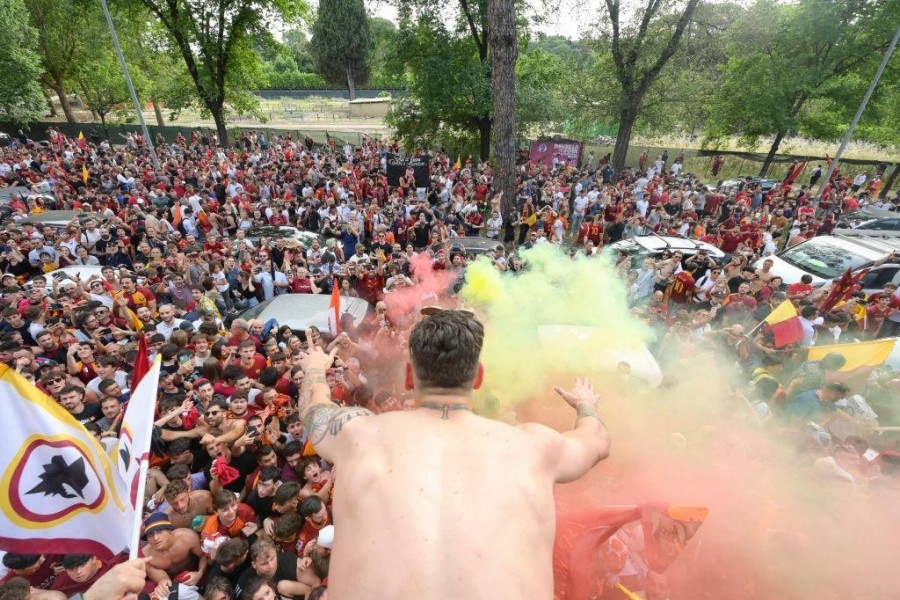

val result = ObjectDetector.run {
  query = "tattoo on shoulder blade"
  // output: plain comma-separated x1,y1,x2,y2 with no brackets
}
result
304,405,374,445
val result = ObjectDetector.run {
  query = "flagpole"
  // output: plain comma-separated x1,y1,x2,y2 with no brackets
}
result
126,356,161,559
128,455,150,560
98,0,161,170
815,24,900,200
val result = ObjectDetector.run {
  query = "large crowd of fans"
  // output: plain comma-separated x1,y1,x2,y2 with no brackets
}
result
0,127,898,600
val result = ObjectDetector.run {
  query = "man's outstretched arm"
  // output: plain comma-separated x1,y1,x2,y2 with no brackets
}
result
535,378,610,483
297,345,373,461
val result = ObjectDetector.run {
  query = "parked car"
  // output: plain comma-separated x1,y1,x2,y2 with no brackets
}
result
753,235,900,287
17,211,107,233
430,236,503,257
237,293,370,334
835,207,897,229
833,215,900,238
245,226,324,250
605,235,726,264
24,266,142,295
718,176,780,194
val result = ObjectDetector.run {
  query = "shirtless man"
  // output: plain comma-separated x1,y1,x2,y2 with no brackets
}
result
753,258,776,294
141,513,208,596
162,478,214,529
297,310,610,600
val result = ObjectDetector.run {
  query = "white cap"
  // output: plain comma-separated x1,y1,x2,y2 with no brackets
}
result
317,525,334,549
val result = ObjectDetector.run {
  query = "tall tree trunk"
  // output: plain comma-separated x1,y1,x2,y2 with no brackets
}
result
881,163,900,198
99,113,111,142
612,104,638,173
346,67,356,101
78,81,99,121
152,100,166,127
43,88,57,117
211,108,229,147
477,115,492,163
759,130,786,177
489,0,518,218
52,76,77,123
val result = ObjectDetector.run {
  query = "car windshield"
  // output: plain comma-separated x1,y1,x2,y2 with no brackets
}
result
779,239,874,279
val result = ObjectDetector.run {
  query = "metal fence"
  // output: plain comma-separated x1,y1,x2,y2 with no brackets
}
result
0,121,380,149
256,89,405,100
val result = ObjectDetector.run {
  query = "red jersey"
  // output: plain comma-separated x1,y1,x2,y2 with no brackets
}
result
668,272,696,304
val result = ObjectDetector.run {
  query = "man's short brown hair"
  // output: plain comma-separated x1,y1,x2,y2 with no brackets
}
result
163,478,189,501
409,310,484,389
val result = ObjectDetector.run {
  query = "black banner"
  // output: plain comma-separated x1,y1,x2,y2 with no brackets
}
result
386,153,431,189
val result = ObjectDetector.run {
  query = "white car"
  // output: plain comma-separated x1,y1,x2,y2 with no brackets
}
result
237,293,370,333
753,235,900,287
606,235,726,263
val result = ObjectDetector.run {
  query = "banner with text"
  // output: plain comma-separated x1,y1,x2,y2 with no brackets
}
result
386,153,431,189
529,140,583,168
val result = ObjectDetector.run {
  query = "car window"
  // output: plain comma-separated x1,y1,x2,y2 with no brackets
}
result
860,267,900,290
779,239,875,279
859,219,900,231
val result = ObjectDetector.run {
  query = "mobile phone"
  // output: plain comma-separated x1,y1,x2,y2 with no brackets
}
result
178,354,190,364
246,425,258,437
100,328,112,336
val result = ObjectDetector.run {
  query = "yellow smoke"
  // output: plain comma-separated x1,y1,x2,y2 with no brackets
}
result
460,243,652,411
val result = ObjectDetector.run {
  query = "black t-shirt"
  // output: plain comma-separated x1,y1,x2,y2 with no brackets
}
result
69,402,103,425
244,488,275,521
727,275,750,293
236,552,297,597
205,555,252,590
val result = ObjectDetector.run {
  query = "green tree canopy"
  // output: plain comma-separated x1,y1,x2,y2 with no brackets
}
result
310,0,371,99
132,0,308,143
705,0,899,175
0,0,45,124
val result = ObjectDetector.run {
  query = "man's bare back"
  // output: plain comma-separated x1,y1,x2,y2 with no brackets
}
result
298,314,609,600
330,410,559,600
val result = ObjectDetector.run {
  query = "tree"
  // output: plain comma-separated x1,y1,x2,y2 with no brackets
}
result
369,17,404,88
282,28,315,72
78,50,142,135
387,9,492,159
489,0,518,216
26,0,91,123
310,0,370,99
706,0,899,176
389,0,493,160
0,0,45,124
600,0,702,172
133,0,307,144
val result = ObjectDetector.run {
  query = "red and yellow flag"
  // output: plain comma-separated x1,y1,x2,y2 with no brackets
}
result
76,131,87,149
81,164,89,184
763,300,803,347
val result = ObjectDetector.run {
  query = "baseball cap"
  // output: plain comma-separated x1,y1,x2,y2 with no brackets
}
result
317,525,334,549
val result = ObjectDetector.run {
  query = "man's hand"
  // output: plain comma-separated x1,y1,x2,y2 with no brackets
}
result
242,522,259,537
299,346,337,372
554,377,600,411
82,557,153,600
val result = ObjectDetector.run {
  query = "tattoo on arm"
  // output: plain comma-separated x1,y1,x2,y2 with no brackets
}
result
303,404,374,445
575,402,605,426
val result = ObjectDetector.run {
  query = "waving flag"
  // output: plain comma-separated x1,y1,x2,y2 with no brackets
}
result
77,131,87,149
819,268,869,314
553,504,707,600
763,300,804,347
327,280,341,337
112,355,160,512
0,364,130,558
82,164,89,184
808,339,896,372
